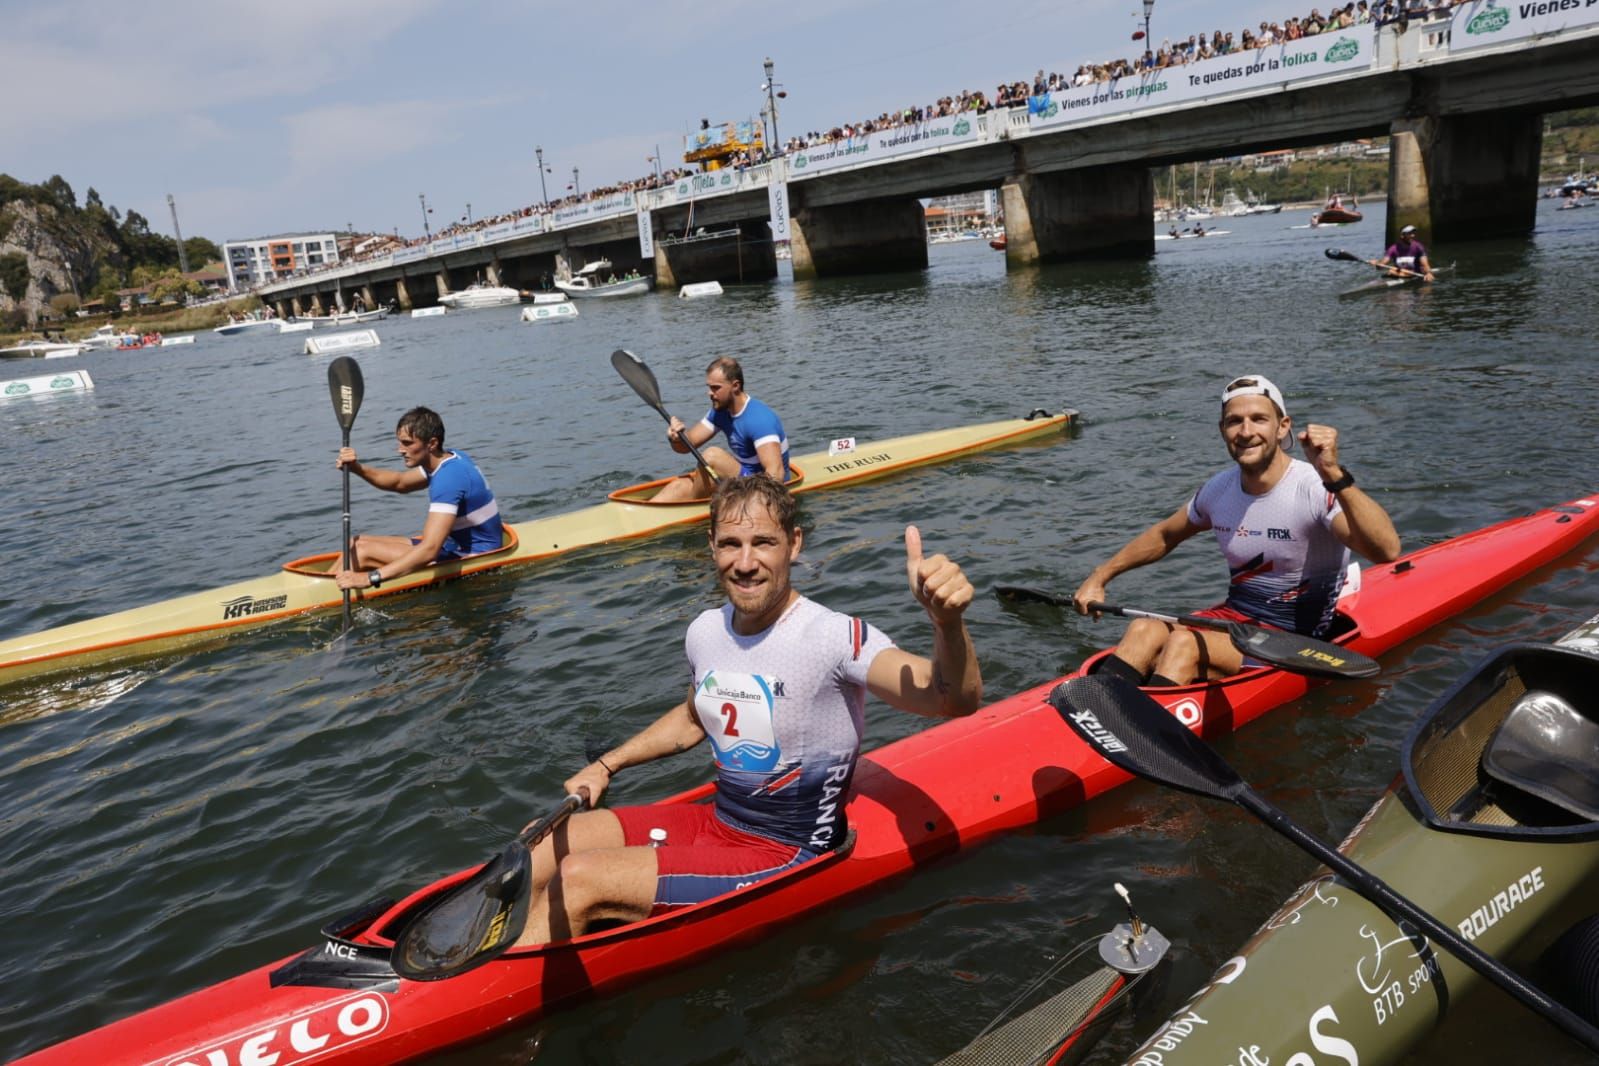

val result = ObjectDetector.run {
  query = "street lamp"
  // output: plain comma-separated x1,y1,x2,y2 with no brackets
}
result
1133,0,1155,44
465,202,472,225
572,166,581,198
418,193,431,240
647,145,664,183
535,145,550,209
761,56,787,156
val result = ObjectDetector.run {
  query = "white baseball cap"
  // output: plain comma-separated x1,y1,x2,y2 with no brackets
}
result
1400,224,1417,235
1221,374,1287,418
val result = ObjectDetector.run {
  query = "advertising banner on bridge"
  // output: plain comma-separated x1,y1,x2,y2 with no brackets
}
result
1448,0,1599,52
1027,35,1372,131
636,208,654,259
786,112,982,176
767,158,790,241
552,192,636,226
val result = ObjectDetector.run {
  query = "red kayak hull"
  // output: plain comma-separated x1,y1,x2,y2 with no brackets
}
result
19,492,1599,1065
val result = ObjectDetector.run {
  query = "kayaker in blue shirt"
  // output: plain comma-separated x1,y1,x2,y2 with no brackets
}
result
1376,225,1435,281
1071,374,1401,687
652,356,791,503
332,406,503,591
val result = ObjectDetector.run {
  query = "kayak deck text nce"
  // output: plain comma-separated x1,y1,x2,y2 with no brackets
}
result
0,408,1073,688
17,489,1599,1065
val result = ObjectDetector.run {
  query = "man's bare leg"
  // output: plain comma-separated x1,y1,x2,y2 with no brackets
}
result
649,447,740,503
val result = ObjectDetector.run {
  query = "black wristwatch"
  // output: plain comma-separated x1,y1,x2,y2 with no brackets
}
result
368,570,383,588
1323,468,1355,493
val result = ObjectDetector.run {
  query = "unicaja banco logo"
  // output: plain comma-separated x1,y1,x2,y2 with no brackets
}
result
1467,6,1510,34
1323,37,1360,63
677,182,689,194
5,382,28,395
952,118,971,136
50,376,74,388
793,154,808,169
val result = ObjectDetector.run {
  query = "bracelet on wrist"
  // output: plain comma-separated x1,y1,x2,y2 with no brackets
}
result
1322,468,1355,493
596,756,616,775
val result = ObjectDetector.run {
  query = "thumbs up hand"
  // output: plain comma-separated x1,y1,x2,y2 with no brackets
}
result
905,525,973,624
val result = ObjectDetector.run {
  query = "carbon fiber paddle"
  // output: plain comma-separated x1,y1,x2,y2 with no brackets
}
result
1050,674,1599,1055
326,357,365,634
610,348,718,484
993,586,1379,680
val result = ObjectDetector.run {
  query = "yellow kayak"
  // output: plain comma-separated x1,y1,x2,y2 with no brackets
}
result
0,409,1074,687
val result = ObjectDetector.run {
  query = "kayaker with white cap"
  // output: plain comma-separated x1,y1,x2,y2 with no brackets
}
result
1072,374,1401,686
511,473,981,944
1377,224,1435,280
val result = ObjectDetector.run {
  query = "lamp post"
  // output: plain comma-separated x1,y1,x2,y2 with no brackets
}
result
418,193,431,240
466,202,472,225
648,145,664,183
535,145,550,209
572,166,581,198
1139,0,1155,46
761,56,785,156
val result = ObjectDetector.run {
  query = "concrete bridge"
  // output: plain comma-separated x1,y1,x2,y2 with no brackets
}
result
260,2,1599,315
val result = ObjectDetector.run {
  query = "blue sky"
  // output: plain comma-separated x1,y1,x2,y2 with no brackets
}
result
1,0,1297,246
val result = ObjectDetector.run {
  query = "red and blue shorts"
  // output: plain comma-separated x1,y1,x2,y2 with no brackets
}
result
613,804,820,914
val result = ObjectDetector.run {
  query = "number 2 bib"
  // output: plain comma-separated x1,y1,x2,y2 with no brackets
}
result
694,670,779,772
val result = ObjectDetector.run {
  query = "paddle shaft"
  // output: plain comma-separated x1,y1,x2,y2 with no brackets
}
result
1328,247,1426,280
610,349,719,483
1241,786,1599,1053
340,425,353,631
653,404,720,485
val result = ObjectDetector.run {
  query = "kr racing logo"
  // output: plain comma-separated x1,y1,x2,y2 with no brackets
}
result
164,991,389,1066
221,594,289,621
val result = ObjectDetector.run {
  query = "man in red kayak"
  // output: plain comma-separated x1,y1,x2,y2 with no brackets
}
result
1072,374,1400,686
512,474,980,944
330,406,503,592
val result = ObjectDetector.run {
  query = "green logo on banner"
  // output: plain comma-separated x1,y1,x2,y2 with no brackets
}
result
5,382,29,395
1467,7,1510,33
1323,37,1360,63
50,376,75,388
677,182,689,194
1043,102,1058,119
794,154,808,169
952,118,971,136
720,174,732,185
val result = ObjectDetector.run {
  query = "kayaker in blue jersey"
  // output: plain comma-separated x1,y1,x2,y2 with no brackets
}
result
511,474,981,945
651,356,791,503
1072,374,1400,687
1375,224,1435,281
331,406,503,591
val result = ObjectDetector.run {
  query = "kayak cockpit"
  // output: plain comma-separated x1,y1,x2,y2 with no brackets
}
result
279,526,521,577
1404,642,1599,837
607,464,809,506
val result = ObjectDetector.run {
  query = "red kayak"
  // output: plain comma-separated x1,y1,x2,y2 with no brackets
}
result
18,491,1599,1065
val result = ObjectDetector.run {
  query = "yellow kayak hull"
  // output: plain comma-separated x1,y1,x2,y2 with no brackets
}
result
0,409,1074,687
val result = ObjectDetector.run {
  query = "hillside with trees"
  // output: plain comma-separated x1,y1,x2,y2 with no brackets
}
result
0,174,221,330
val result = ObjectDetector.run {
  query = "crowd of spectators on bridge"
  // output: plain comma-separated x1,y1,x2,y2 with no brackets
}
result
279,0,1480,285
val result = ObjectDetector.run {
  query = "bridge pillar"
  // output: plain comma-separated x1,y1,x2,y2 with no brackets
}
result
361,283,377,310
290,296,304,318
485,258,502,286
274,300,291,320
655,219,777,289
394,275,413,311
308,292,324,315
1389,113,1541,244
789,196,927,279
435,271,450,298
1001,166,1153,263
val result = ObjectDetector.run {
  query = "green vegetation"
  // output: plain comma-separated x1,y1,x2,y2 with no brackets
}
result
0,252,28,299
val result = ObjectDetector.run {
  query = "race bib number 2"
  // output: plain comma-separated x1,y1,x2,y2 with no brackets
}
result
695,671,779,772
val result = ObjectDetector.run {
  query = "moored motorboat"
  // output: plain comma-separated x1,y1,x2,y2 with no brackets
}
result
1121,611,1599,1065
15,488,1599,1065
554,259,653,298
0,339,86,359
0,409,1076,688
213,316,282,336
436,282,523,310
80,324,139,350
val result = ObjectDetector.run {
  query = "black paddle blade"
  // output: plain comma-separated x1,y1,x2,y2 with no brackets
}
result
327,356,364,431
610,348,666,414
390,841,532,982
993,585,1074,608
1049,675,1246,802
1225,623,1380,679
1324,247,1364,263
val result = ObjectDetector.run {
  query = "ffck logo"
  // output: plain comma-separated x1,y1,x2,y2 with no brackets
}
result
164,991,389,1066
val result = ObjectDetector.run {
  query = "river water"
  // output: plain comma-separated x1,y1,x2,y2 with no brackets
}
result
2,201,1597,1064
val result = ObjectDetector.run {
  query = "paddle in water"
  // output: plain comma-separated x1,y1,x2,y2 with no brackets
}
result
992,586,1380,680
1324,246,1425,280
609,348,718,484
326,356,365,634
1049,674,1599,1055
390,793,584,981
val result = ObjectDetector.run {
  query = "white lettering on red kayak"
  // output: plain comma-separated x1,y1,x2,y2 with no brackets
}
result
164,992,389,1066
1067,709,1127,753
1458,865,1544,942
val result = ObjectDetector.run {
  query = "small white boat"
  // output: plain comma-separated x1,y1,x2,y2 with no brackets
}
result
323,307,391,325
213,316,281,337
81,324,139,350
519,302,579,323
437,283,523,310
1155,229,1232,241
554,260,653,299
0,340,86,359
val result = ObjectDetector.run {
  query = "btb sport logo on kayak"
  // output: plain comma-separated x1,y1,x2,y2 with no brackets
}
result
220,594,289,620
164,991,389,1066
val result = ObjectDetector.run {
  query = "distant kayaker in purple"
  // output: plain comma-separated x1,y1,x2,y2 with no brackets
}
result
651,356,791,503
510,475,980,945
1071,374,1401,687
1376,224,1435,281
